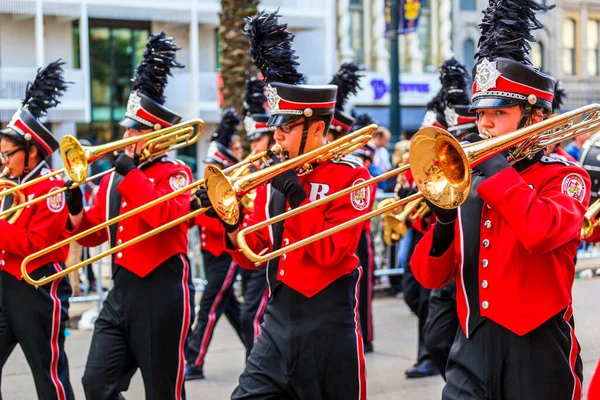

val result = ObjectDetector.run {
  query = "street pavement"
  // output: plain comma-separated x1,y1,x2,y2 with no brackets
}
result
3,278,600,399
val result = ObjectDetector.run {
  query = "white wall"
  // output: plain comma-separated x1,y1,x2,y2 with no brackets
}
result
198,24,216,73
0,14,36,67
44,16,75,67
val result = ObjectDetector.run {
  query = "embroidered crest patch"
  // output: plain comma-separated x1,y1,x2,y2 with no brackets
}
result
169,173,189,191
350,179,370,211
47,187,65,213
561,174,586,203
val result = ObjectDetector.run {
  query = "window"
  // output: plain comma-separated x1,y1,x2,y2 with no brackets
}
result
563,18,577,75
588,20,600,76
460,0,476,10
417,0,431,68
463,39,475,72
349,0,364,63
531,41,544,70
72,24,81,69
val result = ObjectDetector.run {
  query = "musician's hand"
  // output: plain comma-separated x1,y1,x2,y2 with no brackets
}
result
267,149,307,209
114,153,139,177
425,199,457,224
64,180,83,215
194,186,240,233
464,133,510,178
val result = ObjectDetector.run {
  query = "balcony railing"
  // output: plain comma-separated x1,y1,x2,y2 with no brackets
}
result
0,67,86,122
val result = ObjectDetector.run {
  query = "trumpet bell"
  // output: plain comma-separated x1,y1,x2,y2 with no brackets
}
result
205,165,240,225
61,135,89,183
409,127,471,209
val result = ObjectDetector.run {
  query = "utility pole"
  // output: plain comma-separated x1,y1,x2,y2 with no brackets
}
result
389,0,401,140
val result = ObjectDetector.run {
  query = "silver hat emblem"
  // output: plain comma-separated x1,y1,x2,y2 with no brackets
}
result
475,59,501,92
125,91,142,118
266,84,281,113
244,115,257,135
421,110,438,128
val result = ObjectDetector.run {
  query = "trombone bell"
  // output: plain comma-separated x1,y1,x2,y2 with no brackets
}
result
61,135,89,183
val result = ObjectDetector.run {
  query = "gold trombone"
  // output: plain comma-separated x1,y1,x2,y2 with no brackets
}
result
20,125,376,287
582,197,600,239
236,104,600,264
0,168,26,224
0,119,204,221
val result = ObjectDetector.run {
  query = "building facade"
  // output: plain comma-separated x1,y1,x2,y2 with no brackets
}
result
337,0,456,140
0,0,336,176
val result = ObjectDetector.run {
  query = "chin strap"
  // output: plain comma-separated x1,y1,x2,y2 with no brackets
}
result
21,140,31,177
517,103,534,130
297,118,310,156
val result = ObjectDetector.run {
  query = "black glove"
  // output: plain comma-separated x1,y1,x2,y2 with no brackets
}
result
425,199,457,224
194,186,240,233
114,153,139,177
267,150,307,209
64,180,83,215
464,133,510,178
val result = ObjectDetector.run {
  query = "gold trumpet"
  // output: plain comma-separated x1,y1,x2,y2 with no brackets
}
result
0,119,204,221
0,168,26,224
582,197,600,239
237,104,600,264
20,125,376,287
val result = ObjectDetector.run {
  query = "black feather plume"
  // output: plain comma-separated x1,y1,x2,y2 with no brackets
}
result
351,113,376,131
243,77,268,115
212,109,241,148
440,58,471,107
475,0,554,65
329,62,364,111
553,81,566,114
243,10,304,85
131,32,184,105
22,60,69,118
426,90,444,112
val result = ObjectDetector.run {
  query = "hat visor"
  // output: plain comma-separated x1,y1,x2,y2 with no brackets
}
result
267,114,303,127
119,117,152,130
469,97,523,111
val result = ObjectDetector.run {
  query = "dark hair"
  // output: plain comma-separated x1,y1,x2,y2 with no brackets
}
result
519,104,551,120
309,115,333,134
0,134,46,162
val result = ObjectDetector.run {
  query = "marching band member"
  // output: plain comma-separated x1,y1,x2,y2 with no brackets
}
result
238,77,273,355
184,109,245,380
411,1,590,398
0,61,74,400
400,89,447,379
65,33,195,399
196,11,371,399
422,57,477,379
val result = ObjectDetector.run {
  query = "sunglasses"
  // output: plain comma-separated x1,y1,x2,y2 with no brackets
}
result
1,148,23,163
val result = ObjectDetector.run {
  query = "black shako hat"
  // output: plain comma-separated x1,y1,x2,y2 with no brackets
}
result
204,109,241,168
328,62,364,137
243,77,271,142
471,0,555,112
120,32,184,131
1,60,69,159
440,58,477,138
244,10,337,155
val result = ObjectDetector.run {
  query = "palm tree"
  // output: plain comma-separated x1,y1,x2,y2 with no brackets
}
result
219,0,259,117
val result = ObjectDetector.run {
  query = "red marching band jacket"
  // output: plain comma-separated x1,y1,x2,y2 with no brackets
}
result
226,158,373,298
0,162,70,279
411,160,590,336
195,206,253,257
74,158,192,277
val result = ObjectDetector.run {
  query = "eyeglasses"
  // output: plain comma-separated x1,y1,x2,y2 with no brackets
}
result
277,120,305,134
1,148,23,163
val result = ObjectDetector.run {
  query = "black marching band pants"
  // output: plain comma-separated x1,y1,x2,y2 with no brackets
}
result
185,251,243,368
232,268,367,400
356,228,374,346
240,267,269,358
0,265,74,400
442,306,583,400
402,229,431,363
82,254,194,400
423,280,458,378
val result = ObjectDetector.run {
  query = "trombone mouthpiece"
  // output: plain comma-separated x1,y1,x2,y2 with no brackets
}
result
270,143,283,154
0,168,9,179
